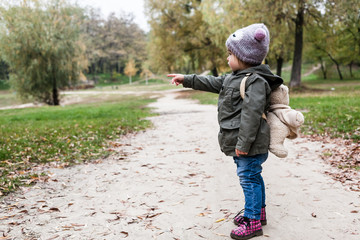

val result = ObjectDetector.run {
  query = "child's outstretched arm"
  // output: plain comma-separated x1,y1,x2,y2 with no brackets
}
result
169,73,225,93
167,74,184,86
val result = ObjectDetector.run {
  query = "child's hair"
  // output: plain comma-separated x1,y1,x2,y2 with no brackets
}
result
226,23,270,65
228,49,260,68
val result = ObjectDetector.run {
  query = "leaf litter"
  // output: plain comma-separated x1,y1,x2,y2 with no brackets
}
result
307,134,360,192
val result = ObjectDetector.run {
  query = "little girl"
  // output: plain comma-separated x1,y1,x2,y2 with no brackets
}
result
168,23,283,239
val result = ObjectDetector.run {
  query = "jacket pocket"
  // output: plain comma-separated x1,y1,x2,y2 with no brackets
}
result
219,118,241,130
218,127,238,155
223,87,235,112
231,88,241,109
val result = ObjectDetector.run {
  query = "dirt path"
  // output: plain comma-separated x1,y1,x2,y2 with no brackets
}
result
1,90,359,240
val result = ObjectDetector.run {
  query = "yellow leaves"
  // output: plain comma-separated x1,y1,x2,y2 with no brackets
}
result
124,59,138,77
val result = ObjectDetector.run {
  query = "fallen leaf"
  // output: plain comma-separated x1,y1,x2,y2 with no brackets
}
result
195,232,206,238
215,218,225,223
120,231,129,237
0,215,16,220
8,222,20,226
71,223,85,227
47,235,60,240
147,213,162,218
214,233,227,237
49,207,60,212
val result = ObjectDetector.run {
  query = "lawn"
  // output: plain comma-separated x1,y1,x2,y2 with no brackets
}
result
184,79,360,142
0,95,155,195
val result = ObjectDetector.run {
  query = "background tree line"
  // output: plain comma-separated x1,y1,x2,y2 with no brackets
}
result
145,0,360,87
0,0,359,105
83,8,146,82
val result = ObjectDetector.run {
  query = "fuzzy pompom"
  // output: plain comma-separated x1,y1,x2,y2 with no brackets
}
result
254,28,266,41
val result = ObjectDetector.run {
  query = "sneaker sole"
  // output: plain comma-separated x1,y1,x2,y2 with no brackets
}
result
230,229,263,240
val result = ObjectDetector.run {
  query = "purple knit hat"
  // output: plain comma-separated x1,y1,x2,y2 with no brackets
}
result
225,23,270,65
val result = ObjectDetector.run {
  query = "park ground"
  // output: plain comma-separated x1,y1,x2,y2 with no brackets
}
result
0,86,359,239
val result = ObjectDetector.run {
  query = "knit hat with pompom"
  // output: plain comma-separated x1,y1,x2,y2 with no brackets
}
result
225,23,270,65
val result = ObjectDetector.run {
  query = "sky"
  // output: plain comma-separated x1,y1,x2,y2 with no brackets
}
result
73,0,149,32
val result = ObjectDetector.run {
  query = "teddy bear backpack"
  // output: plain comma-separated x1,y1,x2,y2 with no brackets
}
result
240,73,305,158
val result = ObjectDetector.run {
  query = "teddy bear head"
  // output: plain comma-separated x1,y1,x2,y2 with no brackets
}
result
270,84,289,105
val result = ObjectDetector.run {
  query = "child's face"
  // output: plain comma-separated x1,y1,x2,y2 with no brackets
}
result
227,51,241,72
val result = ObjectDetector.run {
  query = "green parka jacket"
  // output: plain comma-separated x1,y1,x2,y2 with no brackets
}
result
183,64,283,156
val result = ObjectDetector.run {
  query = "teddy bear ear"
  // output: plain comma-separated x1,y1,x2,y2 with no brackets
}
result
281,84,289,93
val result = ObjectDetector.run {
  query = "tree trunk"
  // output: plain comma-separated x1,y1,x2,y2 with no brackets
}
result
335,63,343,80
319,58,327,79
52,68,59,105
191,55,196,73
276,57,284,76
211,66,218,77
289,0,304,88
327,52,343,80
349,61,353,78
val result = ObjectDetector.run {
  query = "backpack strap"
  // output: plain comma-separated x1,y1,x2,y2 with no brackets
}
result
240,73,267,120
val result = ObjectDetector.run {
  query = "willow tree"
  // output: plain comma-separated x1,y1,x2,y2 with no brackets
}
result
0,0,87,105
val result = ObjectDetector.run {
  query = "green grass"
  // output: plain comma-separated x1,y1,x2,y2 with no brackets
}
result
185,82,360,142
290,95,360,141
186,64,360,142
0,96,154,195
86,73,141,87
186,91,218,105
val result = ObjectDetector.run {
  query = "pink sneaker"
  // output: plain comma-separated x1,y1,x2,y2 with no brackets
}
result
234,208,267,226
230,217,263,240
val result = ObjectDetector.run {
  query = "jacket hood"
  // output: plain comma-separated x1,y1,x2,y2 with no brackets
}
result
238,64,283,90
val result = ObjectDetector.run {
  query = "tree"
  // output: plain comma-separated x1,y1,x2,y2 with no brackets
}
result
305,0,359,80
241,0,321,87
82,9,147,78
124,58,137,84
0,0,87,105
145,0,225,75
322,0,359,79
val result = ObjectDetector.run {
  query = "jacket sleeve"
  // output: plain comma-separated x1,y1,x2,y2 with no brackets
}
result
236,77,268,153
183,74,226,94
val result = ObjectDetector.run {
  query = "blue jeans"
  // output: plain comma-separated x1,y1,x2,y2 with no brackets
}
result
233,152,268,220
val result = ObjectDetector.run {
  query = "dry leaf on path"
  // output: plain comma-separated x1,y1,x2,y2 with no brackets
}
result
215,218,225,223
120,231,129,237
